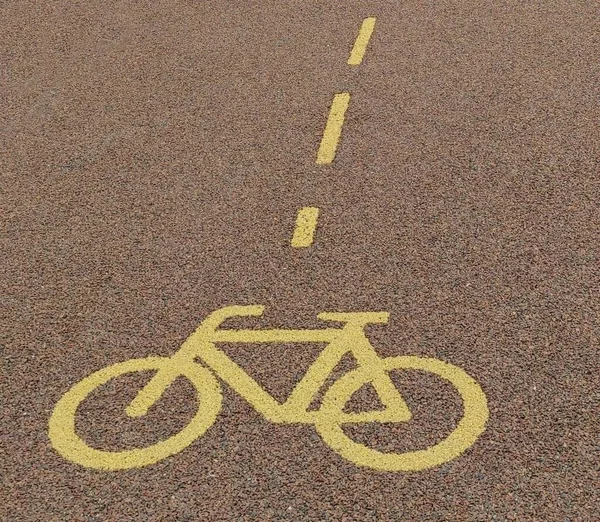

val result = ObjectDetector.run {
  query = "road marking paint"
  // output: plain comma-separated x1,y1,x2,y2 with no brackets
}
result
348,17,377,65
291,207,320,248
316,92,350,165
49,305,489,471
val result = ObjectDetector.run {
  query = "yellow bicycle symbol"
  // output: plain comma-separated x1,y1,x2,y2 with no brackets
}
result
49,305,489,471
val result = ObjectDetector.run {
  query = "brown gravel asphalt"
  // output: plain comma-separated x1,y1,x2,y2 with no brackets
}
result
1,1,599,521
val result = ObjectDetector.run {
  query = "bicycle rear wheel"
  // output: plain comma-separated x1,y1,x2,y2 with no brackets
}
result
49,356,222,470
315,356,488,472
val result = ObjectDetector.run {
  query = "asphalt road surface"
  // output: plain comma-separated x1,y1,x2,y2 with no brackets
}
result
2,1,599,521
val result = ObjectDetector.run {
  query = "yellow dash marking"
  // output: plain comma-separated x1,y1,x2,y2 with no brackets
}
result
348,17,377,65
316,93,350,165
291,207,320,248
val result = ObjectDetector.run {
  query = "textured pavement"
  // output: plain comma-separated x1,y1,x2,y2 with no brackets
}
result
1,1,599,521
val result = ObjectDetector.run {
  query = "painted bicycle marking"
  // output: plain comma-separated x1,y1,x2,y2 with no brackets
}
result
49,305,489,471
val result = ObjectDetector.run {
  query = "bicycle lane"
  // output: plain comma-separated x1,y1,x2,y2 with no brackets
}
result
2,1,600,521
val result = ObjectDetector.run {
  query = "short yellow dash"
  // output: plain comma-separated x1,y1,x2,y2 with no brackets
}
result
348,17,377,65
291,207,320,248
316,93,350,165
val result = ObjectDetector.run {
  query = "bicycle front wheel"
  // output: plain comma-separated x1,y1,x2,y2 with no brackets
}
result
315,356,488,472
49,356,222,471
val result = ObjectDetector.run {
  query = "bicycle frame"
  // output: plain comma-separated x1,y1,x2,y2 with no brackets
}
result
126,305,412,424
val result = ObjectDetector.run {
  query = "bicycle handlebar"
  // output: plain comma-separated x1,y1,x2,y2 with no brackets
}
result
200,305,266,330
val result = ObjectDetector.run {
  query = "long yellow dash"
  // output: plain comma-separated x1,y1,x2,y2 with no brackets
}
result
316,93,350,165
348,17,377,65
291,207,320,248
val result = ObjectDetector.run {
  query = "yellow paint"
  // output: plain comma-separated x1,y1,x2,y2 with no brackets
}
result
348,17,377,65
291,207,320,248
49,305,489,471
316,92,350,165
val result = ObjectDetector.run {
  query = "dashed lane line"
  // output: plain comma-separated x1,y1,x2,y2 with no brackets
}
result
292,17,377,247
348,17,377,66
316,92,351,165
291,207,320,248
